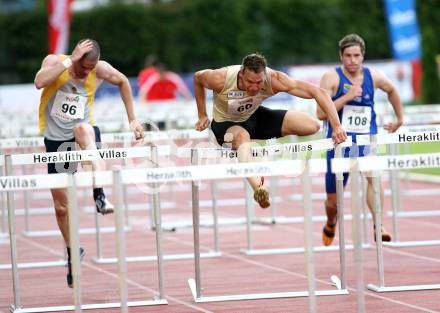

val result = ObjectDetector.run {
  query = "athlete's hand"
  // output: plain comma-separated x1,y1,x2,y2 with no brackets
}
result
70,40,94,62
195,115,210,131
346,81,362,101
384,119,402,133
130,119,144,140
332,125,347,144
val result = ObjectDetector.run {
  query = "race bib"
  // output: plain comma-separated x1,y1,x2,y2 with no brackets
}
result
227,96,262,116
341,105,371,133
50,90,86,122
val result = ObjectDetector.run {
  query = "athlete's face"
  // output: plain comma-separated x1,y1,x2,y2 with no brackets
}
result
340,45,364,75
239,68,265,96
74,58,98,79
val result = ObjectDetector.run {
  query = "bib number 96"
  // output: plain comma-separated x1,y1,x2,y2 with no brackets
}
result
61,103,77,116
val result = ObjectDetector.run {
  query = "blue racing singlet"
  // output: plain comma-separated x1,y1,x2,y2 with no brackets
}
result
324,67,376,193
324,67,376,140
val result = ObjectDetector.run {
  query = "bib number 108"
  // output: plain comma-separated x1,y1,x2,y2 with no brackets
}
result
347,116,367,126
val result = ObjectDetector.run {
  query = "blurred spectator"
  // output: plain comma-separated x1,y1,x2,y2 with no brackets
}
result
137,56,192,103
137,54,158,91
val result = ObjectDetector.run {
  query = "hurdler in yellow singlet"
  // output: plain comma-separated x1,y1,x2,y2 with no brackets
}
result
39,55,97,140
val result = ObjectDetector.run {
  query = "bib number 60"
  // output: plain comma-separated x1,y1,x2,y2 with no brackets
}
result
237,103,252,113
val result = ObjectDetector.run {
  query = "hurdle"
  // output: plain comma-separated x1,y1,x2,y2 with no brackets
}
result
4,167,167,312
0,152,66,270
92,144,222,264
181,137,370,257
333,152,440,293
0,131,222,268
242,135,378,235
0,145,158,270
356,128,440,248
237,136,373,256
187,151,349,306
0,142,220,267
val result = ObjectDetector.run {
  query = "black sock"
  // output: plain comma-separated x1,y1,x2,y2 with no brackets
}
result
93,188,104,201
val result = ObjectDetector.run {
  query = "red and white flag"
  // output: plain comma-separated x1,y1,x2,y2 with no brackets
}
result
48,0,73,55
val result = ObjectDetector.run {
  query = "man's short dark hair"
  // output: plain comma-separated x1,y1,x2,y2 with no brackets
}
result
77,38,100,60
339,34,365,55
241,53,267,73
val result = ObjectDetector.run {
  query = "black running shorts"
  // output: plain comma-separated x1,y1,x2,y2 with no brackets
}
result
43,126,102,174
210,106,287,146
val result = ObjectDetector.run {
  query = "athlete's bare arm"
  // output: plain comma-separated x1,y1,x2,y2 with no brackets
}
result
194,68,227,131
271,70,347,144
34,40,95,89
34,55,66,90
372,69,403,133
96,61,144,139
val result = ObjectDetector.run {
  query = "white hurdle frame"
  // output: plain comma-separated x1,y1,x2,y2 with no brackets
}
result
92,145,222,265
0,154,66,270
333,152,440,293
187,151,349,305
6,168,167,312
357,129,440,248
239,137,370,257
0,141,221,270
0,146,154,270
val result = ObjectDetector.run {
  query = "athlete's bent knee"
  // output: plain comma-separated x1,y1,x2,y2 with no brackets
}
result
233,131,251,147
74,123,94,140
306,119,321,135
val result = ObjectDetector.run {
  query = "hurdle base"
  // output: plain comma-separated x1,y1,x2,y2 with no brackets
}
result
387,209,440,218
188,279,349,303
161,217,268,230
22,226,131,238
10,299,168,313
383,240,440,248
0,259,66,270
92,251,222,264
367,283,440,293
240,243,371,256
256,213,372,225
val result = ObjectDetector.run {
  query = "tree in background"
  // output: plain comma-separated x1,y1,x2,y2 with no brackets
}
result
418,0,440,104
0,0,438,91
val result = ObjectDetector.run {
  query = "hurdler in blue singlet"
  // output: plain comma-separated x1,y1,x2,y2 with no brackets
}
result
325,66,376,193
